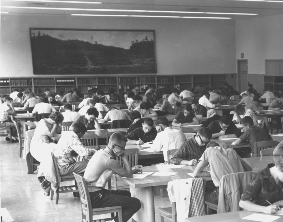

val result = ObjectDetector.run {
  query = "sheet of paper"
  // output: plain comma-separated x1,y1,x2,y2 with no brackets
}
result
0,208,14,222
132,172,154,179
187,173,195,177
141,144,152,148
140,148,154,152
163,165,184,169
219,138,237,141
152,172,177,176
275,208,283,216
242,213,280,222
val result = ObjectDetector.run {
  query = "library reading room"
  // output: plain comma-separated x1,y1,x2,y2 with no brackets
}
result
1,0,283,222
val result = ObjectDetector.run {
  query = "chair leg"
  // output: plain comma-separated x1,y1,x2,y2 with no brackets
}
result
50,189,54,200
55,190,59,204
117,208,123,222
160,214,164,222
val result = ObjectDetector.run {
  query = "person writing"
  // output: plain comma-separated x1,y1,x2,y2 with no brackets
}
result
172,104,199,127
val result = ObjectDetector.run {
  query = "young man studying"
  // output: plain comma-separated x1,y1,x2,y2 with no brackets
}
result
84,133,141,222
172,104,199,127
170,127,212,165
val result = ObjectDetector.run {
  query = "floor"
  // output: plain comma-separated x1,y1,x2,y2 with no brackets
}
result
0,136,171,222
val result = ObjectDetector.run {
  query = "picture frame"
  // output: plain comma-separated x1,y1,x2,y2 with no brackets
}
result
30,28,157,75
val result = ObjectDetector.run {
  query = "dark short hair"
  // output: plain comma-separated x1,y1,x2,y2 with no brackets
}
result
49,112,64,123
129,110,141,121
184,104,192,112
241,116,254,126
198,127,212,141
191,99,199,105
97,89,104,96
202,91,210,97
143,118,154,127
219,115,231,125
155,117,169,127
206,141,220,148
45,88,50,92
172,88,180,94
17,92,23,98
127,91,135,98
133,95,142,101
235,104,245,115
64,103,72,110
140,102,151,110
86,108,99,118
29,92,35,98
110,132,127,145
72,122,87,135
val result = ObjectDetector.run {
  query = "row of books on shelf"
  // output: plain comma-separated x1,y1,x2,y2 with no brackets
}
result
98,78,117,85
157,77,173,84
78,79,97,85
120,78,136,85
137,77,155,84
10,79,32,86
34,79,55,85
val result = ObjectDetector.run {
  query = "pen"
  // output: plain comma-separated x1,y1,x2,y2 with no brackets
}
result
266,200,280,211
139,138,144,143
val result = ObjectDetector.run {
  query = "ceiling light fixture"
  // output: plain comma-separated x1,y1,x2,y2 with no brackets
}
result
1,6,257,16
10,0,102,4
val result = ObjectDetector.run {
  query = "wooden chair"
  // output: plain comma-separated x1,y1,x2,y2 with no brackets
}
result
73,173,123,222
0,125,12,142
254,141,279,157
111,148,139,190
260,148,276,157
61,121,73,131
81,133,99,148
50,153,78,204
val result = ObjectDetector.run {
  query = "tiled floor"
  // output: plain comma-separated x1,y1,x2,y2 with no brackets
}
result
0,137,171,222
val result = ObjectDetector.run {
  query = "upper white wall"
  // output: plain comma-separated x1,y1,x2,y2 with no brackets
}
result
236,14,283,75
1,15,236,77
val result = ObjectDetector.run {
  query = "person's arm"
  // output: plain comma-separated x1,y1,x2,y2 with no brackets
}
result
231,138,243,145
170,142,197,165
51,105,56,112
193,160,210,177
103,112,110,122
183,117,199,125
126,128,142,144
239,200,279,214
212,131,226,139
71,136,95,157
172,119,181,127
151,134,162,152
273,141,283,155
240,159,252,172
204,97,216,108
61,95,67,102
94,119,101,130
23,100,29,109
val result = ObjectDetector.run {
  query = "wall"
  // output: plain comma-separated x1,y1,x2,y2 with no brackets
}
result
1,14,236,77
236,14,283,92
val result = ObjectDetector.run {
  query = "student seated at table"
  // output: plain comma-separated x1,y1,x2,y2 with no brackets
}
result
126,111,143,136
62,103,80,122
238,89,254,107
126,91,135,109
245,95,263,113
239,155,283,214
93,89,107,104
53,122,96,176
78,99,103,119
201,109,221,127
32,97,56,114
191,99,207,117
47,95,61,106
142,91,155,108
127,118,157,145
168,88,182,106
154,95,174,116
208,115,241,138
55,90,64,102
128,95,142,111
179,89,194,102
268,92,283,110
193,84,206,95
0,96,20,142
78,94,91,109
105,88,121,104
273,140,283,156
198,91,217,109
230,104,259,126
193,141,252,205
260,88,275,105
172,104,199,127
134,102,157,121
23,92,38,113
61,90,81,103
231,116,272,155
72,108,101,130
103,108,129,122
170,127,212,165
93,97,109,113
150,117,186,162
84,133,141,222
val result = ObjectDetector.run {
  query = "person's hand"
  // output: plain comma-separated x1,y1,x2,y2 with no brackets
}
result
264,204,280,214
219,130,226,136
132,165,143,174
188,159,198,166
136,139,144,145
133,118,140,124
231,141,237,145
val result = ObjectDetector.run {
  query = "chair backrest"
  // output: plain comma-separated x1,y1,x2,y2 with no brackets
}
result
116,148,139,167
217,171,257,213
260,148,275,157
111,119,132,129
81,132,98,148
167,149,178,164
254,141,279,157
51,153,60,186
35,113,51,121
73,173,93,222
12,119,23,157
61,121,73,131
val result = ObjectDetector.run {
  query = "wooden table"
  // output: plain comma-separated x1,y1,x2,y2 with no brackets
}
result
14,107,27,113
15,114,36,137
125,143,163,160
123,156,273,222
107,128,128,133
271,133,283,142
256,110,283,132
214,105,236,116
261,103,270,110
185,211,283,222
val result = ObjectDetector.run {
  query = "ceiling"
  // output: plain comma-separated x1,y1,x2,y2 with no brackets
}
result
1,0,283,20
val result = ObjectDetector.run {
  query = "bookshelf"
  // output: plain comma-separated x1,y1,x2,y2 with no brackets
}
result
0,74,233,95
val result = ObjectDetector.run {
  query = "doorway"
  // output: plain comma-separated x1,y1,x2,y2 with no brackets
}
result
237,60,248,93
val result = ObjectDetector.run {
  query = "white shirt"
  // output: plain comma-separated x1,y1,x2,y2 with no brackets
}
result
24,97,38,109
78,98,91,108
260,91,275,104
232,108,258,126
0,103,10,121
151,128,186,161
10,91,19,100
104,109,129,122
32,102,56,114
95,103,109,112
198,95,215,108
168,93,182,105
180,90,194,99
78,105,103,119
62,110,80,122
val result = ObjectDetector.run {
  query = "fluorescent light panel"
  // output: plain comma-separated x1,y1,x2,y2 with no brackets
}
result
1,6,257,15
10,0,102,4
71,13,231,19
1,11,9,13
235,0,283,2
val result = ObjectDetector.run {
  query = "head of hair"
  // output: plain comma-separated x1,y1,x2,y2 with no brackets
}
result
72,87,78,92
184,104,192,112
191,99,199,105
29,92,35,98
206,141,220,148
97,89,104,96
248,83,253,88
45,88,50,92
241,116,254,126
4,96,13,102
64,103,72,110
72,122,87,135
109,132,127,148
140,102,151,110
89,99,96,105
202,91,210,97
143,118,154,127
17,92,23,98
127,91,135,98
86,107,99,118
155,117,169,127
49,112,64,123
133,95,142,101
219,115,231,125
198,127,212,141
241,93,248,97
129,110,141,121
13,88,19,92
247,88,253,94
235,104,245,115
172,88,180,94
176,102,181,107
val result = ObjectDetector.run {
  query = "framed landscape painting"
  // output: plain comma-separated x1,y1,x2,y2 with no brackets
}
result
30,28,156,75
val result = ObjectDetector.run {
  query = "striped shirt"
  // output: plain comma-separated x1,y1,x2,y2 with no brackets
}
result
170,136,206,165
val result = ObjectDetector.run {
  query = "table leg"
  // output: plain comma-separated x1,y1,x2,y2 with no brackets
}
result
130,186,155,222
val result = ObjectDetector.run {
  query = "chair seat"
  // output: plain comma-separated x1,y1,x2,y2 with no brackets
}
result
61,175,77,181
158,207,174,218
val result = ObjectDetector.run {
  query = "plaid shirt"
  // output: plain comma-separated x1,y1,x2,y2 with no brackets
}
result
170,136,206,165
53,131,94,168
189,178,205,217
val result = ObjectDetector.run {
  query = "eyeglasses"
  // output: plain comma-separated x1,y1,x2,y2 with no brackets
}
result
198,134,209,145
113,143,125,150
